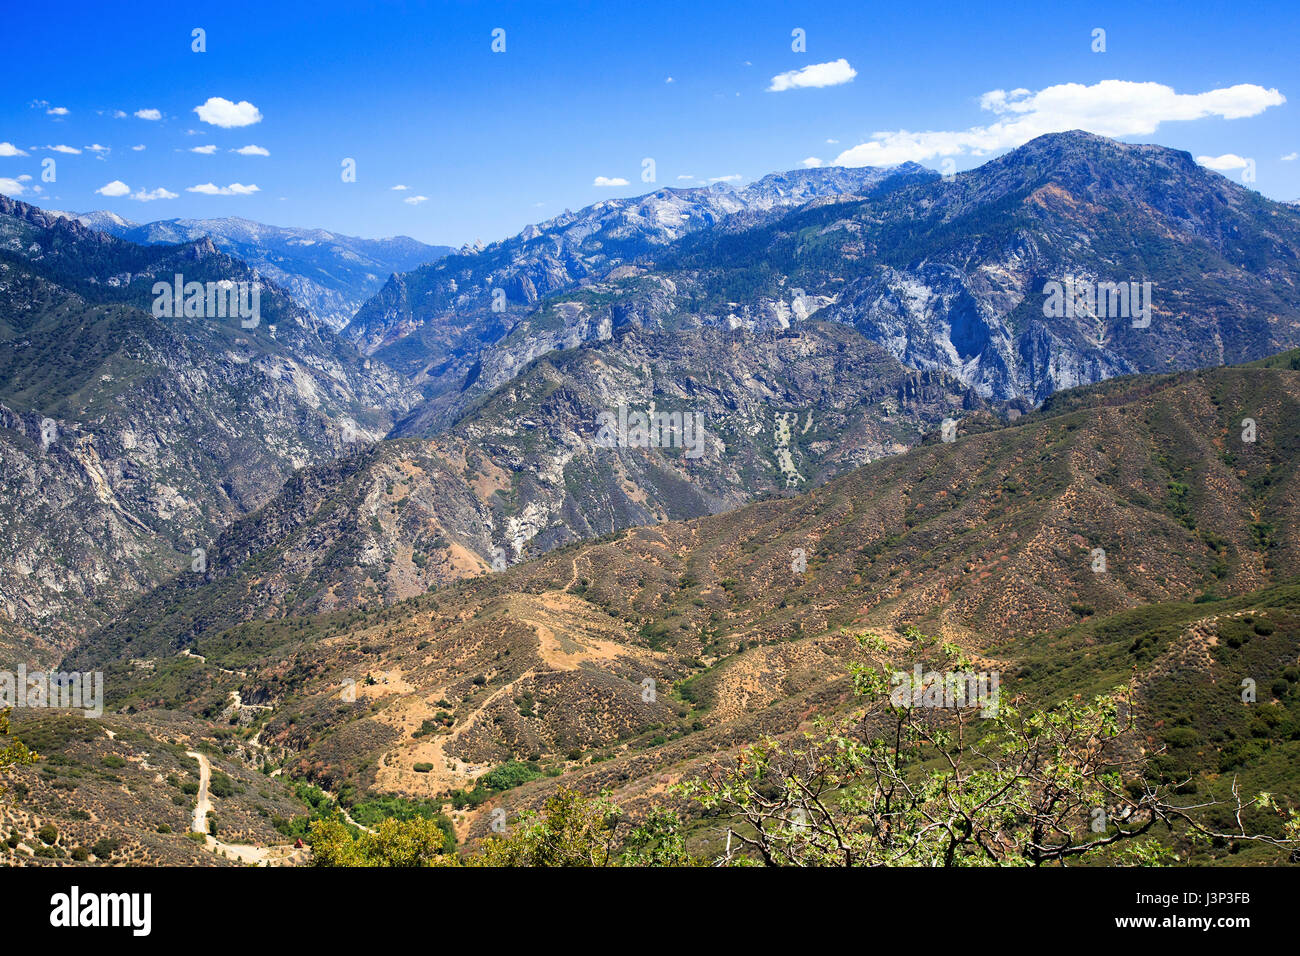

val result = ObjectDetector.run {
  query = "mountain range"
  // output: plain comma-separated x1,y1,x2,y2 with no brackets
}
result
49,210,452,332
8,131,1300,662
0,195,418,658
2,131,1300,865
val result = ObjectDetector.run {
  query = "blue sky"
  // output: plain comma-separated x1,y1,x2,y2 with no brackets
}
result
1,0,1296,246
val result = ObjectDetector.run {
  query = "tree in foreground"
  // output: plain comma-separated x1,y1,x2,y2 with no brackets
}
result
0,708,37,799
470,789,696,867
309,816,453,866
684,629,1300,866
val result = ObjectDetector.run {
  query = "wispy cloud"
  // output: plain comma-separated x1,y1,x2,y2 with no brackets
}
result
189,145,219,154
1282,152,1298,162
44,144,81,154
593,176,630,187
391,184,409,190
135,108,162,121
832,80,1286,167
193,97,263,128
403,194,429,205
186,182,260,195
232,145,270,156
768,59,856,92
132,187,178,201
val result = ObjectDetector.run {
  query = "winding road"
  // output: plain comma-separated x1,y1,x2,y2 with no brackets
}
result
186,749,307,866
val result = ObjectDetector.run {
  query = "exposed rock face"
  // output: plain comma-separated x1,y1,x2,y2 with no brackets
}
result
340,164,937,367
0,197,417,651
70,319,987,659
363,132,1300,428
814,132,1300,400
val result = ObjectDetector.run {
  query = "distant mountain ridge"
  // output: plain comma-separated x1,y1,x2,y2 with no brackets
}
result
51,210,453,331
341,162,937,364
346,133,1300,430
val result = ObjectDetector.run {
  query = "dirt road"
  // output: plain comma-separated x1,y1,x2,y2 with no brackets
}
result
186,749,307,866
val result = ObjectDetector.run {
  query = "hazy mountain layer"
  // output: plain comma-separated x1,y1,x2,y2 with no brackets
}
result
55,210,452,331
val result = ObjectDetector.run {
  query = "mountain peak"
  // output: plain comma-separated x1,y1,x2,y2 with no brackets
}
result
993,129,1200,175
72,209,139,230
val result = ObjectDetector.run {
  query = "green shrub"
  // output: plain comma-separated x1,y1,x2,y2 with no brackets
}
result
208,771,235,798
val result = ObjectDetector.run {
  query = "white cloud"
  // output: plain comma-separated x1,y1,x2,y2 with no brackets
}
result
676,174,695,180
391,184,409,190
801,157,823,168
0,177,25,195
1282,152,1298,161
189,145,219,154
85,144,110,153
17,174,30,181
135,108,162,121
403,195,430,205
1196,153,1251,171
194,97,262,128
232,144,269,156
47,106,69,116
825,138,839,144
833,80,1286,168
186,182,260,195
665,76,674,84
709,174,742,183
593,176,630,187
46,144,81,154
131,144,146,151
95,180,131,197
0,142,29,157
768,58,857,93
132,187,178,201
112,110,128,119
